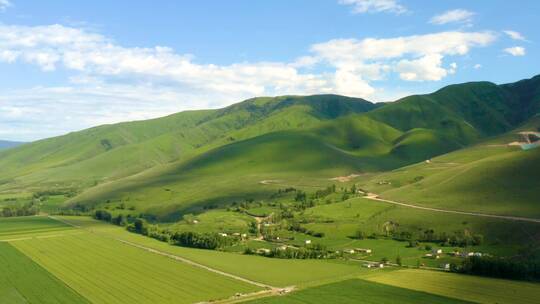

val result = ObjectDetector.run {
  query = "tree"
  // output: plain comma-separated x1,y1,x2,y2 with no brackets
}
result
354,229,366,240
396,255,402,266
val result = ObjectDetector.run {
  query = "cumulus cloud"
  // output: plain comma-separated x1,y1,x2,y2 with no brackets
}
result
0,0,11,11
430,9,475,25
0,24,498,140
311,31,494,82
503,30,527,41
338,0,407,15
503,46,526,56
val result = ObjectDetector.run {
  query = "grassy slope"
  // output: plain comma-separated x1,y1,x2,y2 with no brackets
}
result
247,279,472,304
0,242,89,304
361,115,540,217
0,95,375,192
2,75,540,220
300,197,540,258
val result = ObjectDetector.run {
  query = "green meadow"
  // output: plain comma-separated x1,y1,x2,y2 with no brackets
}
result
247,279,473,304
0,216,73,239
0,242,89,304
13,231,259,304
367,269,540,304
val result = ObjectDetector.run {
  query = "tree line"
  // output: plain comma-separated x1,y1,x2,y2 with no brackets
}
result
1,203,39,217
93,210,235,250
453,256,540,281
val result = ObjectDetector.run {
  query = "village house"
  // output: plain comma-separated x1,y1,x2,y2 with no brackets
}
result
354,248,372,254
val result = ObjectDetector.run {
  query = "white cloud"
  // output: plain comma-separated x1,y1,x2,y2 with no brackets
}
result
430,9,475,25
311,31,494,82
503,46,525,56
473,63,482,69
0,24,498,140
503,30,526,41
395,54,449,81
339,0,407,15
0,0,11,11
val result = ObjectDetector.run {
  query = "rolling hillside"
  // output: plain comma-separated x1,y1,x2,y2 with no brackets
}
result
1,75,539,220
0,95,377,193
361,114,540,218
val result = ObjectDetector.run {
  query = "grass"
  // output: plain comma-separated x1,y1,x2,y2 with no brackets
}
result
12,231,260,304
362,143,540,217
246,279,473,304
0,242,89,304
0,216,73,239
57,216,373,287
296,197,539,261
367,268,540,304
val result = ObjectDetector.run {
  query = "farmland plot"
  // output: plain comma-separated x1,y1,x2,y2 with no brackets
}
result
0,242,89,304
0,216,73,239
13,232,260,304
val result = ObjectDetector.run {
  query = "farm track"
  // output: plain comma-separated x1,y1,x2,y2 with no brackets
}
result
49,216,296,302
257,180,540,223
364,194,540,224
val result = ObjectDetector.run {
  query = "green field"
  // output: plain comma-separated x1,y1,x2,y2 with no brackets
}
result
247,279,473,304
367,269,540,304
0,242,89,304
0,216,73,239
56,216,373,287
12,231,260,304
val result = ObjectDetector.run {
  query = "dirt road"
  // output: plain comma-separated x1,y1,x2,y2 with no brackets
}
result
364,193,540,223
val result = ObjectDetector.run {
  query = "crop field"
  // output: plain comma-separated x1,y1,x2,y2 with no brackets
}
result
246,279,472,304
0,242,89,304
0,216,74,239
12,232,260,304
367,269,540,304
56,216,372,287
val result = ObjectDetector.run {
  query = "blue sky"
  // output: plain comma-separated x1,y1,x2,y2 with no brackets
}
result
0,0,538,141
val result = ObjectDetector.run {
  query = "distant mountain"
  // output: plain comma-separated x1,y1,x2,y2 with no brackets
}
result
0,140,24,150
0,74,539,220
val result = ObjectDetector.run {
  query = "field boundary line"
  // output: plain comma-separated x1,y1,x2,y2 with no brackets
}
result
116,238,275,289
364,194,540,223
48,216,293,293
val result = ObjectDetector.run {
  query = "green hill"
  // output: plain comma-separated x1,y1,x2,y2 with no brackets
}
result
1,74,539,221
0,95,377,193
362,115,540,217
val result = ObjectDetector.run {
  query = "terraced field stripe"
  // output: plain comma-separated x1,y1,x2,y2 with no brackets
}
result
0,242,90,304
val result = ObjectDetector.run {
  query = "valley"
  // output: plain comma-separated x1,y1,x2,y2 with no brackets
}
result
1,75,540,303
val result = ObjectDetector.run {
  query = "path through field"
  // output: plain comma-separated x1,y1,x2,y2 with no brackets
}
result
257,180,540,223
363,193,540,223
49,216,295,303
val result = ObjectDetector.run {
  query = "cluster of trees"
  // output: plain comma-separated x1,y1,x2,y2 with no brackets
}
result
93,210,236,250
455,256,540,281
389,227,483,248
170,231,234,250
288,221,324,237
247,243,331,259
1,204,39,217
313,185,336,199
